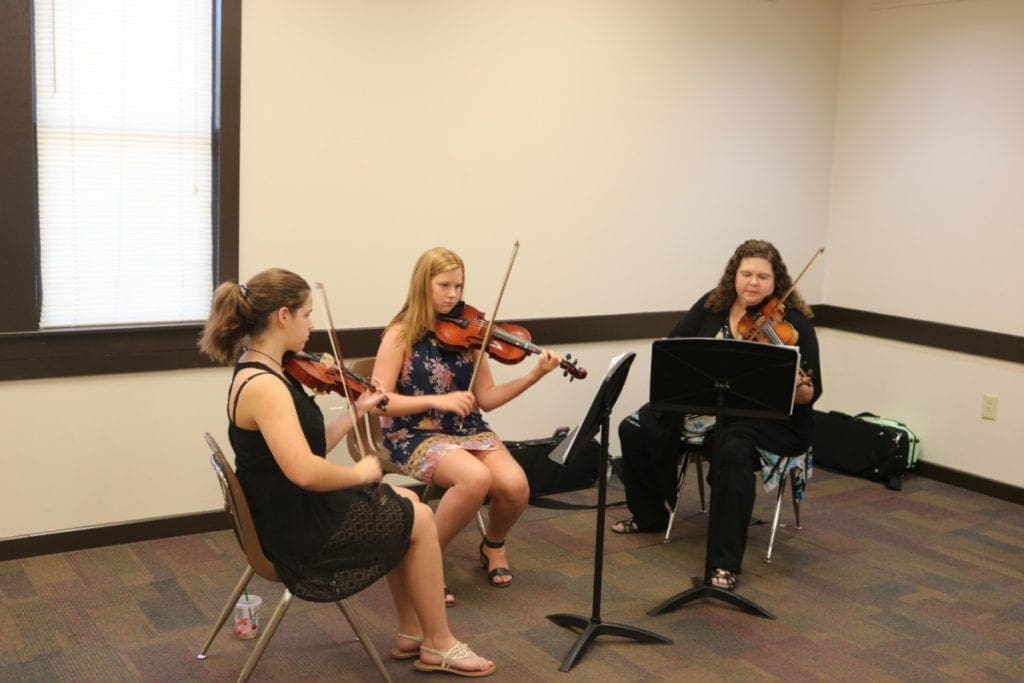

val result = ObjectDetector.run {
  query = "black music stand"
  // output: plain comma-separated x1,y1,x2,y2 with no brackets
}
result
546,352,672,672
645,338,800,620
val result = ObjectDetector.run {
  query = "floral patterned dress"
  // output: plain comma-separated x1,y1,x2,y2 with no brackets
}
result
381,332,501,482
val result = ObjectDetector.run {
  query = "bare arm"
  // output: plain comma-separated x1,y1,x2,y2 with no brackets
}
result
472,348,561,412
324,386,388,451
235,372,382,491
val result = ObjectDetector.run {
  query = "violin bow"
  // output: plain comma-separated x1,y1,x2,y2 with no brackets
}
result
315,282,371,459
777,246,825,306
748,246,825,339
466,240,520,393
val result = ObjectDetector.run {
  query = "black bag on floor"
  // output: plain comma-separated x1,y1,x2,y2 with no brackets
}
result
505,429,601,508
811,410,910,491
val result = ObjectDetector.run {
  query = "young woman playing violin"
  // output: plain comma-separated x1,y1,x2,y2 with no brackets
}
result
612,240,823,592
373,247,563,604
199,267,495,677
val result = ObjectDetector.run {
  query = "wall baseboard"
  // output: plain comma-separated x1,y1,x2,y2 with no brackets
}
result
1,467,1017,561
913,462,1023,506
0,511,230,562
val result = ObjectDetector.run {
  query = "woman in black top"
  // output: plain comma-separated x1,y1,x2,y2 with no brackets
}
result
200,267,495,677
611,240,822,590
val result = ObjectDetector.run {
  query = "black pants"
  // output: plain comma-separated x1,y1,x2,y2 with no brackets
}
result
619,404,761,575
705,430,759,575
617,403,683,530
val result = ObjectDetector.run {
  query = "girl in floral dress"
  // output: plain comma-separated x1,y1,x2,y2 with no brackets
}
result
373,248,563,605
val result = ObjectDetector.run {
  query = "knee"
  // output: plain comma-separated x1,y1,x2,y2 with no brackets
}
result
448,467,492,499
618,418,641,457
492,474,530,508
410,500,438,541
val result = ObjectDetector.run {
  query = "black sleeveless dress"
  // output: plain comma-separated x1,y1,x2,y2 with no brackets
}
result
228,361,414,602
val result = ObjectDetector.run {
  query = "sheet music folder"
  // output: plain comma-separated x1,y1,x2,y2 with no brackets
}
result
649,338,800,420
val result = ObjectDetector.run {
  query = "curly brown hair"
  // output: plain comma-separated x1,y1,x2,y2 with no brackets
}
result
704,240,813,318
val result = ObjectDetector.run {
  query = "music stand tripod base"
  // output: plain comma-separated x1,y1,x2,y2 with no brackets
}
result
546,613,673,673
647,577,776,620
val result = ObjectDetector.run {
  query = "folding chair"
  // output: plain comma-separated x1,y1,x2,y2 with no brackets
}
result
663,431,808,564
197,433,390,682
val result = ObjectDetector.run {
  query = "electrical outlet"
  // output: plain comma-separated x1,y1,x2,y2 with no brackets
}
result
981,394,998,421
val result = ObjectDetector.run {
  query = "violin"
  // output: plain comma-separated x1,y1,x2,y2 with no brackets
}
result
283,351,389,409
737,298,799,346
436,302,587,381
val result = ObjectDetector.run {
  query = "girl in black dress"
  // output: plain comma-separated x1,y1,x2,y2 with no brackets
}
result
200,267,495,677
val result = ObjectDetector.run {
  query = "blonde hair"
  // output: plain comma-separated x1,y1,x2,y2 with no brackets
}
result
705,240,813,318
389,247,465,354
198,267,311,365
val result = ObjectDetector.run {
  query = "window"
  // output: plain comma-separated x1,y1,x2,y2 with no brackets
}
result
0,1,239,380
34,1,214,327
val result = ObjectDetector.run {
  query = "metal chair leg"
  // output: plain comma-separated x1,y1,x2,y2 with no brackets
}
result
694,450,706,513
238,588,294,682
664,452,691,544
337,600,392,682
791,469,802,530
197,566,254,660
764,477,787,565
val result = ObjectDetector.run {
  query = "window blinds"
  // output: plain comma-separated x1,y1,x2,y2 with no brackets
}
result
33,0,214,327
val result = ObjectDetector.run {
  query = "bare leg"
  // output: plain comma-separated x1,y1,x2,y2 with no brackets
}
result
476,448,529,585
385,487,493,673
430,450,491,550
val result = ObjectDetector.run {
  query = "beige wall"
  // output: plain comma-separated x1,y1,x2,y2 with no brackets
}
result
237,0,839,320
827,0,1024,334
817,0,1023,482
5,0,1021,541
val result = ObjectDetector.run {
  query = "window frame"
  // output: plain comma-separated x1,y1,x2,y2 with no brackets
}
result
0,0,240,381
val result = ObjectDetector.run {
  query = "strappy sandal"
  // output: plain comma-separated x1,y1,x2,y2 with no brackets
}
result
708,568,738,591
611,517,647,534
413,641,496,677
478,538,513,587
390,632,422,660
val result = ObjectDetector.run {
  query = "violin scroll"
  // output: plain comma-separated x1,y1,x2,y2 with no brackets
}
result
560,353,587,381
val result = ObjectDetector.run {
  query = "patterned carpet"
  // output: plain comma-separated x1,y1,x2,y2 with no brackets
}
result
2,467,1022,681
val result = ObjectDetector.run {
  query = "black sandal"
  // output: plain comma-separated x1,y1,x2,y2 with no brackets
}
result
479,537,513,587
611,517,651,534
708,568,738,591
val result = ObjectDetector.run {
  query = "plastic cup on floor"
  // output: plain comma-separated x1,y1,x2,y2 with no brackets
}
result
234,594,261,639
